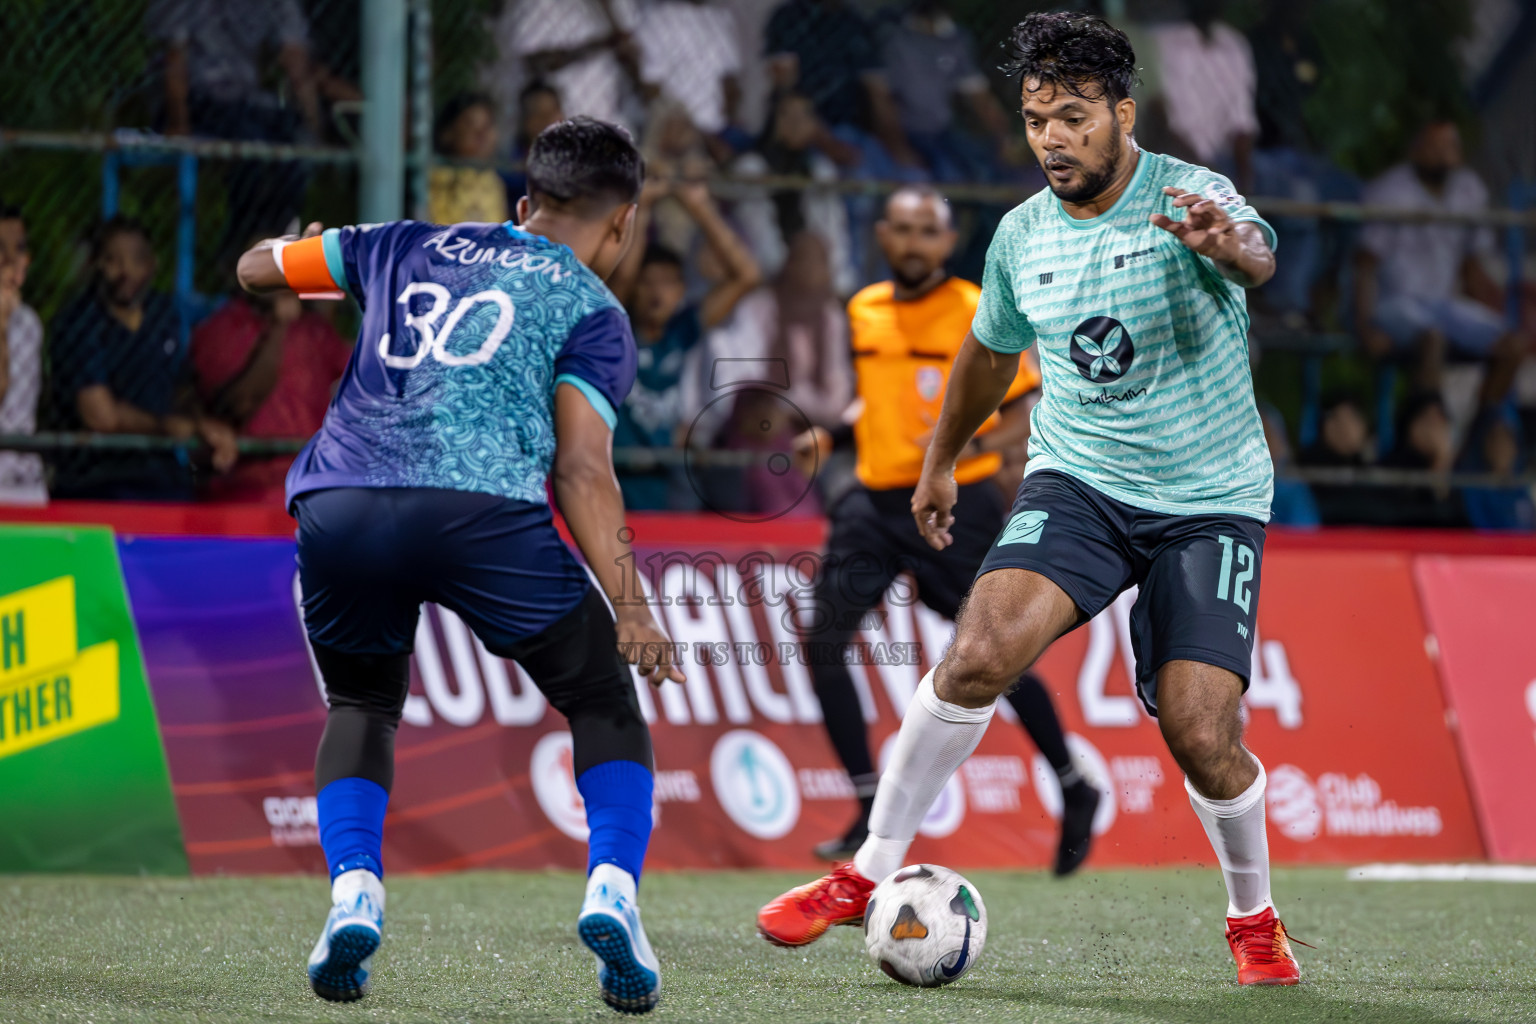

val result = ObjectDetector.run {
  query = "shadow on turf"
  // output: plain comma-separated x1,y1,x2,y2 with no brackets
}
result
940,982,1506,1024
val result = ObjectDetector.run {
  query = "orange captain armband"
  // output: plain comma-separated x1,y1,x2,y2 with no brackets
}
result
273,235,344,299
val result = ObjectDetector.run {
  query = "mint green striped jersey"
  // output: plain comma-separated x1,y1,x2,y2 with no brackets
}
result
972,150,1275,522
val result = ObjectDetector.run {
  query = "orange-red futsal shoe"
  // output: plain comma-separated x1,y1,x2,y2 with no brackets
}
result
1226,907,1303,985
757,864,876,948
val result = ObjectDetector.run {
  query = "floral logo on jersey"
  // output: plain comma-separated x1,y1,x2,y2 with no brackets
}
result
1069,316,1135,384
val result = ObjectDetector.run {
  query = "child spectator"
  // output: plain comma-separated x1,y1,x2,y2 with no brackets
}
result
189,240,351,503
49,217,237,499
0,204,45,505
429,92,510,225
609,179,760,510
1458,407,1535,531
1259,402,1319,527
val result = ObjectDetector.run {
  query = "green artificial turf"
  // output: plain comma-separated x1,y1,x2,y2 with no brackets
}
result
0,868,1531,1023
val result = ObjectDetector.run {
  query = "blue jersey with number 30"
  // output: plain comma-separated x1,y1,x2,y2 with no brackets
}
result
284,221,637,508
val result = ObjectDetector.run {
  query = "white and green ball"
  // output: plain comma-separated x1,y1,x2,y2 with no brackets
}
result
863,864,988,987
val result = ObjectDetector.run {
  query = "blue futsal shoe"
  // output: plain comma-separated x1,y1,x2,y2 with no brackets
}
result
578,863,661,1014
307,869,384,1002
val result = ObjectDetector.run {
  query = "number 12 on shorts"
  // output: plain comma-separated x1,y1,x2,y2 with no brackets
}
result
1215,535,1255,613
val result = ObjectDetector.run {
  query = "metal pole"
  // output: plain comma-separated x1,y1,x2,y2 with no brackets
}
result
360,0,407,223
408,0,434,221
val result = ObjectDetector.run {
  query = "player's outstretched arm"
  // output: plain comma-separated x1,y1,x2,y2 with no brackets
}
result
913,332,1019,550
1150,187,1274,288
552,382,686,686
236,222,324,294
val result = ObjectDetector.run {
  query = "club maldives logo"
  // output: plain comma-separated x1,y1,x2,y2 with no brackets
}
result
1069,316,1135,384
1266,764,1443,842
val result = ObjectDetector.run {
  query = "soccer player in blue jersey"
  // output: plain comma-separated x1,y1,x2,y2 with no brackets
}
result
760,14,1304,986
237,118,683,1013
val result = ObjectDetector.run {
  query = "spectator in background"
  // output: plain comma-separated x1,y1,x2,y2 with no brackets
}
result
637,0,748,162
642,99,718,257
189,241,351,504
1259,402,1319,527
1299,390,1376,525
1379,391,1468,528
505,80,566,202
1356,121,1530,398
723,230,853,516
1144,0,1258,190
609,180,761,510
148,0,329,264
0,204,45,505
429,93,510,225
1247,0,1359,329
1458,407,1535,531
881,0,1009,183
49,217,236,499
509,0,641,130
732,92,858,296
764,0,919,171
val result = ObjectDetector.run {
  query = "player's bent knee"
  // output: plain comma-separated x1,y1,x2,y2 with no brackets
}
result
936,634,1021,706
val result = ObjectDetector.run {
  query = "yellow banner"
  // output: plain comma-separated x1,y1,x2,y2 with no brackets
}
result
0,577,77,684
0,575,120,759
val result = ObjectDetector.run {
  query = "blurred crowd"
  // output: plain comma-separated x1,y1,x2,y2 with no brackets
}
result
1,0,1532,530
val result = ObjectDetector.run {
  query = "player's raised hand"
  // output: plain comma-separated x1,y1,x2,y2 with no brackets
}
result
615,607,686,687
912,468,959,551
1150,186,1241,263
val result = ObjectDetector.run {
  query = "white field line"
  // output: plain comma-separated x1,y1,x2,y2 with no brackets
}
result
1348,863,1536,882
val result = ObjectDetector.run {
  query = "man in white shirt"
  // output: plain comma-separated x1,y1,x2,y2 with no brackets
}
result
0,204,45,505
1148,0,1258,190
636,1,743,140
1356,120,1530,397
508,0,641,130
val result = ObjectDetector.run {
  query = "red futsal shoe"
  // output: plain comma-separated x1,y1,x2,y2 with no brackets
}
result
757,864,876,948
1226,907,1303,985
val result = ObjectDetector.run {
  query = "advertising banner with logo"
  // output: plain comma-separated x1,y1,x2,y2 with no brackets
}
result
1413,556,1536,862
118,532,1485,875
0,526,186,873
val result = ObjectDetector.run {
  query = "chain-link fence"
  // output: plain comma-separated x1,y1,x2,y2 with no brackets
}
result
2,0,1535,526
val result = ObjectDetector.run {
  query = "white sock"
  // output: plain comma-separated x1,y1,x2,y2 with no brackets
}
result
853,669,995,883
332,867,385,911
1185,763,1273,918
586,862,638,903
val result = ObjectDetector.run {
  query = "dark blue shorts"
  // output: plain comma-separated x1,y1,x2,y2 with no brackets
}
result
977,470,1266,715
294,487,590,656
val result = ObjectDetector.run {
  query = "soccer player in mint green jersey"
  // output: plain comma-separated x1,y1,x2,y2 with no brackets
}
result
758,13,1303,988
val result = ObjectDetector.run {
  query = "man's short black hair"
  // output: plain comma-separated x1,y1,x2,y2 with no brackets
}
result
91,214,151,261
525,116,643,215
1004,12,1139,107
640,243,683,272
0,203,23,228
520,79,561,107
434,90,495,152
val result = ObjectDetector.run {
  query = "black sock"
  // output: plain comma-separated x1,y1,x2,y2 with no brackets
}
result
811,667,877,795
1006,672,1081,784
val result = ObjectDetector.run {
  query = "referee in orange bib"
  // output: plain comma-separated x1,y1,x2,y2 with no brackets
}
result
794,186,1100,872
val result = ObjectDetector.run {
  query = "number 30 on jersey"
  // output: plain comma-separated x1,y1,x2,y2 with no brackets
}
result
379,282,515,369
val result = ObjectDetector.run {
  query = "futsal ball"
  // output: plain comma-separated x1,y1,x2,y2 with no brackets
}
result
863,864,987,987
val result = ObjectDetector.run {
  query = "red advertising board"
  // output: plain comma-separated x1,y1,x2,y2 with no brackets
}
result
119,532,1486,876
1413,556,1536,862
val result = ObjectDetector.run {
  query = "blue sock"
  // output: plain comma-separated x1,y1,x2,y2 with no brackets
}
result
577,759,653,882
317,777,389,881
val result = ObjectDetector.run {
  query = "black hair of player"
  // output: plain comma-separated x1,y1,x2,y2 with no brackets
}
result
0,203,24,228
525,116,644,216
1003,12,1139,106
434,90,495,153
90,214,151,261
640,243,684,272
520,78,561,107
